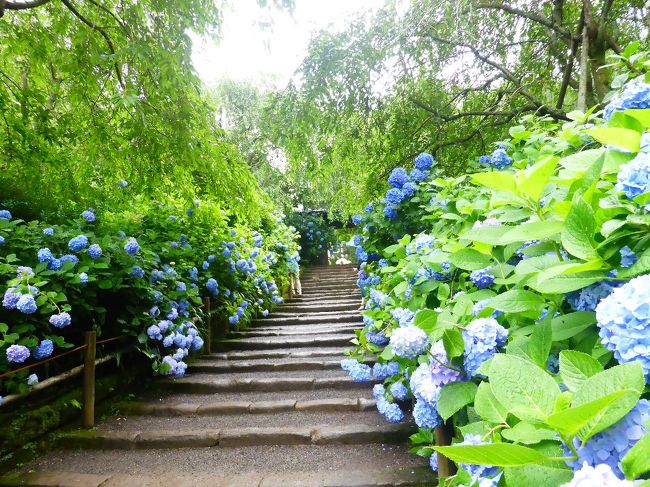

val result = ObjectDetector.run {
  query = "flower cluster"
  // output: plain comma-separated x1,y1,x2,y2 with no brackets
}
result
390,325,428,359
604,78,650,121
340,358,372,382
615,152,650,210
462,318,508,377
479,145,513,170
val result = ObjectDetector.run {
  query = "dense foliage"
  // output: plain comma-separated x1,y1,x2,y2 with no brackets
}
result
342,65,650,485
285,213,336,264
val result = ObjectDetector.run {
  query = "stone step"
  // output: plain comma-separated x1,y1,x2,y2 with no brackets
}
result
300,277,357,284
119,397,376,416
266,310,360,320
251,313,361,326
246,321,360,333
206,347,348,360
58,423,417,450
276,303,360,313
189,356,367,373
3,448,433,486
215,334,354,350
301,283,359,292
299,290,359,298
284,297,361,306
227,325,359,339
164,375,374,394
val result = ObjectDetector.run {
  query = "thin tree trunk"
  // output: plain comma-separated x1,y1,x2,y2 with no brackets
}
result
577,10,590,112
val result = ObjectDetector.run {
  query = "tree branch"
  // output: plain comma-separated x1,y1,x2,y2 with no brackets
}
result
556,8,583,109
60,0,125,89
84,0,128,34
3,0,51,12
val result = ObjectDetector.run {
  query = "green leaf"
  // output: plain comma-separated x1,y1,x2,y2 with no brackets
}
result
619,245,650,279
561,193,598,260
98,279,113,289
488,354,560,422
471,171,517,194
504,464,573,487
573,362,645,441
433,443,550,467
622,432,650,480
529,272,605,294
488,289,545,313
558,148,605,172
559,350,603,391
587,127,641,152
546,390,633,437
529,318,552,368
501,422,557,445
442,328,464,358
414,309,438,333
474,381,508,424
498,221,565,245
437,382,478,421
449,248,493,271
517,156,558,202
379,345,395,361
461,225,509,245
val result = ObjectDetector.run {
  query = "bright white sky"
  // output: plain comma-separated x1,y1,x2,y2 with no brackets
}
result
191,0,385,89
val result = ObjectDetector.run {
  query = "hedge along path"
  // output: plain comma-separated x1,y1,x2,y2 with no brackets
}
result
1,264,435,487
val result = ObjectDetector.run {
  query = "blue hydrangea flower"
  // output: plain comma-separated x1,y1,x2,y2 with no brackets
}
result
186,208,194,216
365,202,374,213
410,168,429,182
79,272,89,284
68,235,89,252
566,399,649,477
470,268,495,289
147,324,163,340
620,246,638,268
352,215,363,225
391,307,415,327
472,299,504,318
373,383,386,400
27,373,39,386
376,396,404,423
87,244,102,259
37,248,53,263
131,266,145,278
0,236,4,245
124,237,140,255
6,344,30,363
410,362,442,405
49,312,71,328
596,274,650,381
60,254,78,265
616,153,650,210
16,266,33,277
262,309,269,317
383,206,398,220
385,188,405,205
366,329,389,346
564,463,634,486
390,326,428,359
0,210,12,220
191,336,204,351
490,147,513,170
402,181,418,198
462,318,508,377
3,288,20,309
81,210,95,222
429,452,438,472
567,280,619,312
604,78,650,121
388,167,409,188
429,340,462,386
33,339,54,360
389,382,408,401
415,152,434,170
458,434,499,481
16,294,37,314
372,361,399,380
118,180,128,187
349,363,372,382
48,258,62,271
413,400,441,429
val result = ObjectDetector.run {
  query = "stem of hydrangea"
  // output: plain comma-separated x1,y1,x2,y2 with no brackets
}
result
559,433,579,459
428,351,463,373
481,423,509,442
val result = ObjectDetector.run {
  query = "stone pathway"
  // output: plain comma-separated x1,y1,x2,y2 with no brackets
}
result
2,265,434,487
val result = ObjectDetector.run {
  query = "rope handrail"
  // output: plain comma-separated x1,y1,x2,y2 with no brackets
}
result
0,335,126,380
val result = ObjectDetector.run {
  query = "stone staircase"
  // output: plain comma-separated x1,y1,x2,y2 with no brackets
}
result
2,265,435,487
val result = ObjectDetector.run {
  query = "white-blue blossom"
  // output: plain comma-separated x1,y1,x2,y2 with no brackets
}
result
462,318,508,377
413,400,441,429
561,463,634,487
615,152,650,210
390,325,428,359
604,78,650,121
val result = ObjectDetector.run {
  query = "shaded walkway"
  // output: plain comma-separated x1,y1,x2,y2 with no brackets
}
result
2,265,434,486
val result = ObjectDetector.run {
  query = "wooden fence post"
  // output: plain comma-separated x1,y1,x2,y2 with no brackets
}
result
435,422,457,477
82,331,96,428
203,297,212,355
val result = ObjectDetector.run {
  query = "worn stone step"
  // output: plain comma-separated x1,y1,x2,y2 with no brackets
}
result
300,278,358,285
58,423,416,450
245,322,360,334
164,375,374,394
226,326,358,339
276,303,360,313
251,313,361,326
301,283,359,292
5,446,432,486
189,356,369,374
298,291,360,299
206,347,347,360
215,334,354,350
119,397,376,416
283,298,361,307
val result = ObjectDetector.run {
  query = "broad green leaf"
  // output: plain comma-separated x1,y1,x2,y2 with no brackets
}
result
517,156,558,202
414,309,438,333
474,381,508,423
488,289,545,313
559,350,603,391
442,328,464,358
587,127,641,152
546,390,633,437
529,272,605,294
529,318,552,368
471,171,517,194
561,194,598,260
624,109,650,129
433,443,550,467
449,248,493,271
514,255,561,275
558,148,605,172
498,221,564,245
573,362,644,441
622,432,650,480
619,246,650,279
504,464,573,487
501,422,557,444
437,382,478,421
461,226,509,245
379,345,394,360
489,354,560,422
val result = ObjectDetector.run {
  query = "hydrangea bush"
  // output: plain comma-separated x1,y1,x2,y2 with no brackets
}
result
285,212,336,264
0,199,300,398
341,69,650,485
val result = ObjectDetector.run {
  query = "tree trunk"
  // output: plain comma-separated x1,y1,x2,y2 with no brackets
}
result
577,8,590,112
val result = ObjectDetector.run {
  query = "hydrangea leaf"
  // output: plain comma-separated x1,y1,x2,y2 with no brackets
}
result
559,350,603,391
561,193,598,260
433,443,550,467
470,171,517,195
587,127,641,152
516,155,559,203
573,362,644,441
413,309,439,333
528,272,605,294
442,328,464,358
497,221,565,245
501,422,557,445
622,431,650,480
449,248,493,271
488,289,545,313
437,382,478,421
488,354,560,422
529,316,552,368
504,464,573,487
558,148,605,173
